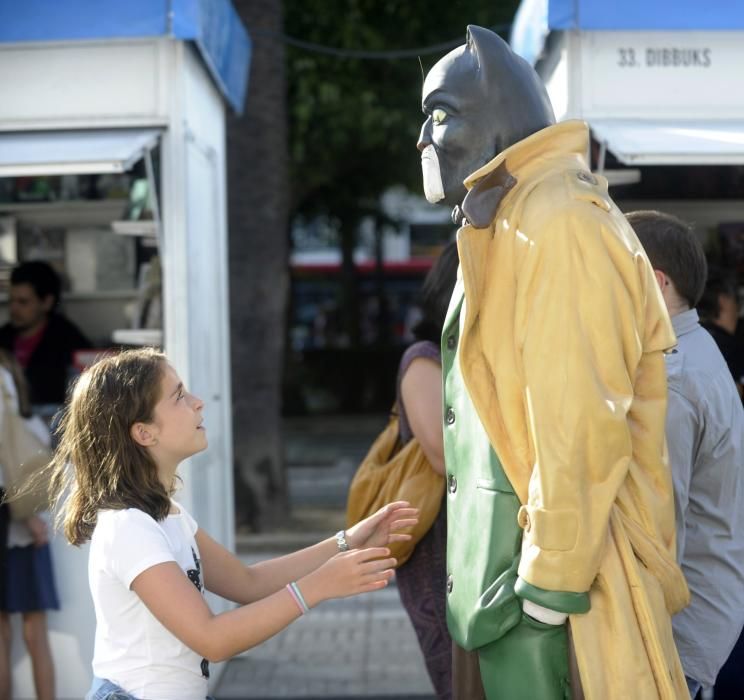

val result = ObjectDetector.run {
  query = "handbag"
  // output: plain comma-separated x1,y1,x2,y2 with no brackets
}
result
346,408,445,567
0,383,52,521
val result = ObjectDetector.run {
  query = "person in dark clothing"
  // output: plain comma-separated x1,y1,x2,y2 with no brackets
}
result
698,268,744,400
698,271,744,699
0,261,91,406
395,242,459,700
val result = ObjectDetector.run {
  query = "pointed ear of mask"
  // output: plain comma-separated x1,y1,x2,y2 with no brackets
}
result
465,25,482,72
465,25,511,92
464,24,555,139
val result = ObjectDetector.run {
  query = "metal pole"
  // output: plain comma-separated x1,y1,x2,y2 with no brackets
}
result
144,147,164,256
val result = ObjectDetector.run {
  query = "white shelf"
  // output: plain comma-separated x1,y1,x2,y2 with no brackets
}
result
112,328,163,346
0,289,138,303
0,199,126,228
68,289,139,301
111,220,158,237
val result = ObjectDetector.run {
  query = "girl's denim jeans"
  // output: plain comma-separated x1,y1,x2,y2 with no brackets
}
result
86,677,137,700
85,677,215,700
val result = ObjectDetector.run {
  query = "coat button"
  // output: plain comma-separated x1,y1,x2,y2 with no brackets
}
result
446,334,456,350
446,574,453,593
517,505,531,532
448,474,457,494
445,407,456,425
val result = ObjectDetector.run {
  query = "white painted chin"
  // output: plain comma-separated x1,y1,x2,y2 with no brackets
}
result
421,145,445,203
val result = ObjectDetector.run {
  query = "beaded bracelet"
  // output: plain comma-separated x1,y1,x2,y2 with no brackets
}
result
286,581,310,615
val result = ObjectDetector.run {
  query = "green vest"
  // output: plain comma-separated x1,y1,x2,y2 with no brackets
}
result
441,282,524,651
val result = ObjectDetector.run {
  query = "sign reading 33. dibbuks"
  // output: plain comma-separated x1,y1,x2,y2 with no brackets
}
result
580,31,743,116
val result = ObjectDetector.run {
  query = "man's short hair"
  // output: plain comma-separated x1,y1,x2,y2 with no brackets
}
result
626,210,708,308
11,260,62,307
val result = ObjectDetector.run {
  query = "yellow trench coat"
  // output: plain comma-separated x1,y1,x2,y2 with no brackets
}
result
455,121,690,699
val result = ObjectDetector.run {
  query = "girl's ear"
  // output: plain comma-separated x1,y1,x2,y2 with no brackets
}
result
130,422,158,447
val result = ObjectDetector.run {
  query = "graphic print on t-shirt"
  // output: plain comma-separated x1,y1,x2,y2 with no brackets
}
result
186,546,210,679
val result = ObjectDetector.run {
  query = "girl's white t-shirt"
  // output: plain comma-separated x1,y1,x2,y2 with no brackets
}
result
89,501,209,700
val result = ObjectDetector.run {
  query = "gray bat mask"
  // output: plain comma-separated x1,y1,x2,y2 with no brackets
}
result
417,25,555,208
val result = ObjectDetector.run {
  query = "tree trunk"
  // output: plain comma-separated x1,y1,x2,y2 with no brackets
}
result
227,0,289,531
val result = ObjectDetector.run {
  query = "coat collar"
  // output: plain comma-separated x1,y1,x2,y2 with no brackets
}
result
454,121,590,334
462,163,517,229
464,120,590,194
459,121,589,229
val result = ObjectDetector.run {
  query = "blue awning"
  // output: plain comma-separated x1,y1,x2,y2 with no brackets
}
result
511,0,744,64
0,0,251,113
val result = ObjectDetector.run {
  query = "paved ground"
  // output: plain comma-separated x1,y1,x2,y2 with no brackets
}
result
215,415,437,699
215,569,435,699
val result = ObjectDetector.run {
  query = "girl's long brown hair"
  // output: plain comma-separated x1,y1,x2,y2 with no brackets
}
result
48,348,173,545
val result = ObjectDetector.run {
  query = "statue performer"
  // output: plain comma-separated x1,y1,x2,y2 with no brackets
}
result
418,25,689,699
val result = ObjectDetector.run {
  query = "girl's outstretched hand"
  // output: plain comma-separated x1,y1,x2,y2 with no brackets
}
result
302,547,396,605
346,501,419,550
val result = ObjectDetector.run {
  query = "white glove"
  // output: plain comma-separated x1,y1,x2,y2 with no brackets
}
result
522,599,568,626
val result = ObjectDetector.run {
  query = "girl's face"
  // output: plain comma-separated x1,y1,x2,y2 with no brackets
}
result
147,363,207,464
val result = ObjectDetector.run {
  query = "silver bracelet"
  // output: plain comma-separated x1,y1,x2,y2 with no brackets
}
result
335,530,350,552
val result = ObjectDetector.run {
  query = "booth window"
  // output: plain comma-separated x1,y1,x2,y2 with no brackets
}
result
0,129,163,350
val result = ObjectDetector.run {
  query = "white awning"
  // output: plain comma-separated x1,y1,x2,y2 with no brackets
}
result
590,120,744,166
0,128,161,176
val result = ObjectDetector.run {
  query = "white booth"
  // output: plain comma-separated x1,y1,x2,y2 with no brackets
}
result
511,0,744,243
0,1,250,696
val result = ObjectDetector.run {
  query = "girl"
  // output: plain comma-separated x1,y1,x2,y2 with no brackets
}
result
43,348,417,700
0,350,58,700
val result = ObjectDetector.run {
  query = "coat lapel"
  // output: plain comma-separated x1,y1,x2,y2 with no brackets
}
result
457,225,490,344
443,276,464,339
455,220,529,502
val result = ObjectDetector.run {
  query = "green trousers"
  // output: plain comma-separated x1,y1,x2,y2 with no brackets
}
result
478,614,571,699
443,297,571,700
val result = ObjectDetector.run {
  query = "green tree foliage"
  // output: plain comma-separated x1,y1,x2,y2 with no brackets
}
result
283,1,519,350
285,1,519,220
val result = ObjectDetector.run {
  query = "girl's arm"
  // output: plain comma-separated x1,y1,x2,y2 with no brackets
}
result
131,546,394,663
198,502,418,604
400,357,446,475
197,529,336,604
